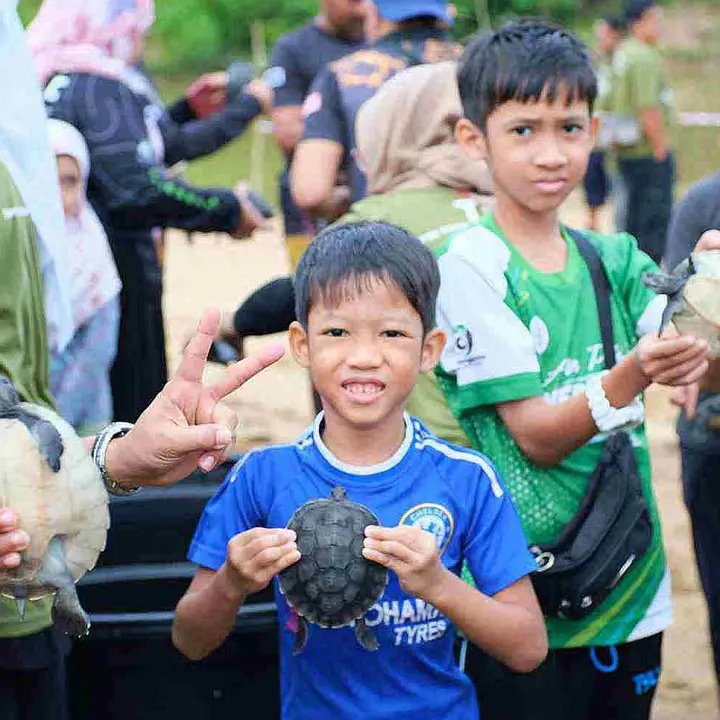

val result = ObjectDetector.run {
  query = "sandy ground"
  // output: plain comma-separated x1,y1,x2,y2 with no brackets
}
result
162,192,719,718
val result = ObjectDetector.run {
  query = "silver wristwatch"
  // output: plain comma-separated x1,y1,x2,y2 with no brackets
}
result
585,374,644,433
91,422,140,497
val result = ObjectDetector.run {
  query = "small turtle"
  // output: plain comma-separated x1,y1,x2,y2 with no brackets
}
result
279,486,388,654
0,376,109,637
643,250,720,356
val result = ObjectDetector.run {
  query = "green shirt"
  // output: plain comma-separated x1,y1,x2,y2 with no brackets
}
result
337,186,490,447
0,158,55,638
435,212,671,648
612,37,675,158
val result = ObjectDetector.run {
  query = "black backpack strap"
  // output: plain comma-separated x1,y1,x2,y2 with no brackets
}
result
567,228,617,370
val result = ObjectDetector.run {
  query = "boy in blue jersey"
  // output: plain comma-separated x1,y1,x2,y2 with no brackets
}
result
173,221,547,720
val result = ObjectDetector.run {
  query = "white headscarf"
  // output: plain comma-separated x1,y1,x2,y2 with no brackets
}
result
0,2,74,352
47,119,121,334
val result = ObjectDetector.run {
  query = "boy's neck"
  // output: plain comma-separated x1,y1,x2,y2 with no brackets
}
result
492,194,567,272
319,409,408,468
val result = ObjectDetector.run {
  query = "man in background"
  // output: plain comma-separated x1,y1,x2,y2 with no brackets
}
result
613,0,675,263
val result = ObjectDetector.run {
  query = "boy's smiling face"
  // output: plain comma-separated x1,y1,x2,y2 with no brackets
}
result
289,277,444,434
456,92,595,216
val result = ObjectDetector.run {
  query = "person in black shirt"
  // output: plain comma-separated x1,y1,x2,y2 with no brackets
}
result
30,0,272,424
291,0,461,220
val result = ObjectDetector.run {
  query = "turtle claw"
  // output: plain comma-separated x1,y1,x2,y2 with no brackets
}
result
354,617,379,651
293,615,309,655
15,597,27,620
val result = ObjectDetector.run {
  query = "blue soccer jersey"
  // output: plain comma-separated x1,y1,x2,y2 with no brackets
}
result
189,414,537,720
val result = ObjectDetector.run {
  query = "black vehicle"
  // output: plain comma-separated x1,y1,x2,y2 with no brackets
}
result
67,457,280,720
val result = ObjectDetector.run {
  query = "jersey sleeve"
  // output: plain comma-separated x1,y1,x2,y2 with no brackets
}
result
608,232,666,338
301,66,346,149
188,453,266,571
462,456,537,596
436,232,543,411
270,36,309,108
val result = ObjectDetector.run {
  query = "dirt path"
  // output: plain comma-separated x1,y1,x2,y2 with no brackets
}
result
162,191,718,717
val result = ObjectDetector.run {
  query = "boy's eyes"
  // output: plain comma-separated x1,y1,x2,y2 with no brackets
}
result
320,328,408,338
510,123,586,137
563,123,585,134
511,126,532,137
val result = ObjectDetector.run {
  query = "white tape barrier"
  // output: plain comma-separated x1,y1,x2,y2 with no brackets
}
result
679,112,720,128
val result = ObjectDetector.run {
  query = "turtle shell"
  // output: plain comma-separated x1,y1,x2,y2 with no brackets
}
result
0,403,109,597
674,252,720,357
279,486,388,629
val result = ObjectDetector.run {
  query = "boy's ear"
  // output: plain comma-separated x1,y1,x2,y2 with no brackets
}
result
591,114,600,144
420,328,446,374
455,118,488,161
288,321,310,368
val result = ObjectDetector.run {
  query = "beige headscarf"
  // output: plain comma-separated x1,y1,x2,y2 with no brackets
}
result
355,61,493,196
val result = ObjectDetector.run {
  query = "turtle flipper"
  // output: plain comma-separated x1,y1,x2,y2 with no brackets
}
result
293,615,309,655
354,616,379,651
36,536,90,637
18,412,64,473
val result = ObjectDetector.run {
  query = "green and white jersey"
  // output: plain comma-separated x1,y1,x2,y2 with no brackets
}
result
435,212,671,649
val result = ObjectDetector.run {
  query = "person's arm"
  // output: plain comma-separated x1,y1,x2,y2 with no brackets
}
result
435,234,708,469
269,38,309,156
63,75,250,235
364,460,547,673
290,68,348,218
639,107,668,162
161,90,265,166
174,527,299,660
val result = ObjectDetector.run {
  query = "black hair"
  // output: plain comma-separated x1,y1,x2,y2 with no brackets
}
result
457,19,598,131
625,0,657,24
603,14,627,33
294,221,440,334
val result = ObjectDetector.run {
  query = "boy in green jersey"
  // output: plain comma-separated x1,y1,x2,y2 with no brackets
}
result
433,20,710,720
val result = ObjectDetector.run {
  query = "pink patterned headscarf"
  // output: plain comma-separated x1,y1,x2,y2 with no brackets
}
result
27,0,155,86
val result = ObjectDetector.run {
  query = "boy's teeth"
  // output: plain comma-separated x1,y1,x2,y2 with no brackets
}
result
346,383,381,394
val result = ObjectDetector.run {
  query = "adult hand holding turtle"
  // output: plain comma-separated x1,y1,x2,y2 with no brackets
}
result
0,309,284,569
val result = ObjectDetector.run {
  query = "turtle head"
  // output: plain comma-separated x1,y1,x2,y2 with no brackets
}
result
331,486,348,502
642,257,697,297
0,375,20,414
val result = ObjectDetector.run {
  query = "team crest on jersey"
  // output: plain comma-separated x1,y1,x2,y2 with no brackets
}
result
400,504,454,554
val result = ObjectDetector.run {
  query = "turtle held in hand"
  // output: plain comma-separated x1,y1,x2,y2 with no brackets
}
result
0,376,109,637
279,486,388,653
643,250,720,356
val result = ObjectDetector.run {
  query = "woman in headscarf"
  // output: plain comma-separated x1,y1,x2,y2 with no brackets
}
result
47,119,121,436
337,60,493,445
27,0,270,423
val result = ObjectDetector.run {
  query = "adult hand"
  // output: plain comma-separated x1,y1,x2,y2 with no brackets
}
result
635,333,709,387
363,525,448,601
669,383,701,420
105,308,284,488
232,183,271,239
225,528,299,595
0,509,29,569
695,229,720,254
245,78,273,116
186,71,228,119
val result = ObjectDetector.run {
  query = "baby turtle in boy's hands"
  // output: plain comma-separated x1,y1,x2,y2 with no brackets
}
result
279,486,388,653
643,251,720,356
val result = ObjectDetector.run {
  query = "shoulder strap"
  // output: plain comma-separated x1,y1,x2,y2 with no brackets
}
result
566,228,617,369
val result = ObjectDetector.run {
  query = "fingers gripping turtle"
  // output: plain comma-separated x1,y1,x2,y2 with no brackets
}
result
279,487,389,654
0,376,109,637
643,251,720,355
